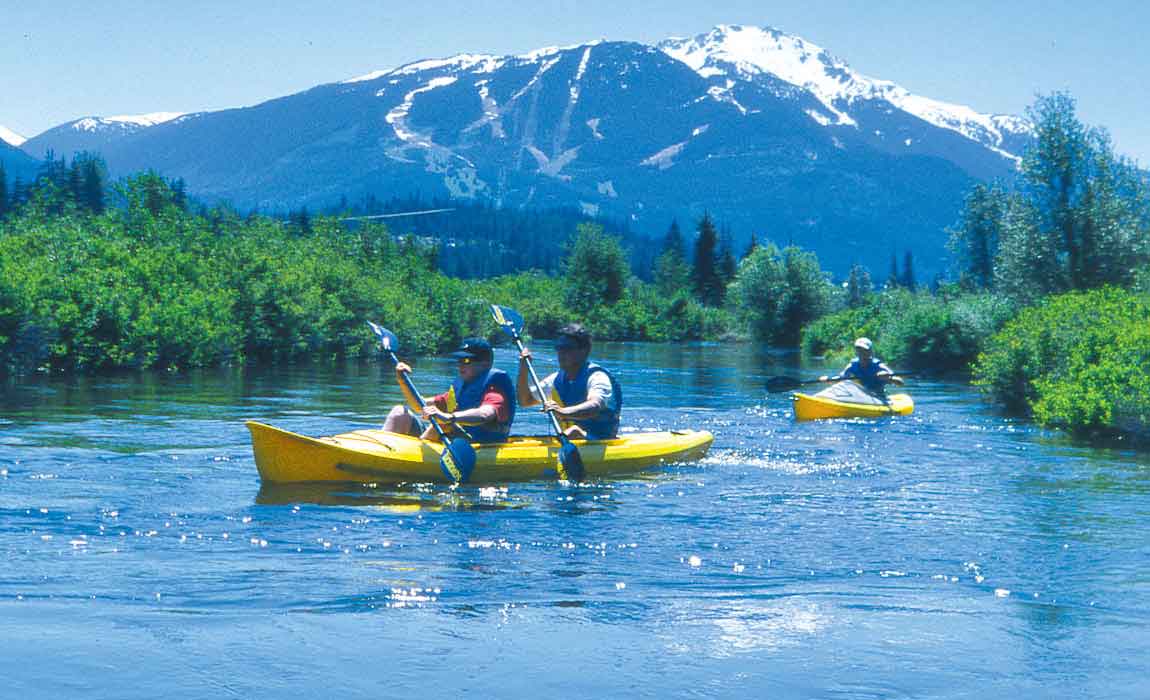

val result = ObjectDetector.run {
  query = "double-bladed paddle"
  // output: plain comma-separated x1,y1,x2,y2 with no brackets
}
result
489,305,585,482
366,321,477,484
766,372,916,393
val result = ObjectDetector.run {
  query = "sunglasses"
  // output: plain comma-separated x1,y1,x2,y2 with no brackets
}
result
457,357,475,365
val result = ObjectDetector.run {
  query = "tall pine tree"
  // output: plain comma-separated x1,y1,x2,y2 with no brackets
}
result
901,250,916,291
81,157,106,214
743,232,758,260
846,264,873,307
654,219,690,296
886,253,901,289
692,212,720,305
0,161,8,218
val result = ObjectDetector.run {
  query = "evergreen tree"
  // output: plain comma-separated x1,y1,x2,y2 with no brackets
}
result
717,236,737,290
81,156,106,214
743,232,758,259
172,178,188,211
901,250,916,291
886,253,901,289
846,264,873,307
654,219,690,296
0,162,7,218
692,212,720,305
11,177,27,208
67,160,84,209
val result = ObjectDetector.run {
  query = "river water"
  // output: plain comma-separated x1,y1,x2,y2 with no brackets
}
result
2,342,1148,698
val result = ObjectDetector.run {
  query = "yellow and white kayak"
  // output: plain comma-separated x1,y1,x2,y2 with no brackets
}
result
247,421,714,484
793,381,914,421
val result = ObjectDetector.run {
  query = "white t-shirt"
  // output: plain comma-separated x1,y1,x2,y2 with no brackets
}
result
530,370,618,413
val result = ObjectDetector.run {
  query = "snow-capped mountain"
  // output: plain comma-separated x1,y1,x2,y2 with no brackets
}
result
22,112,188,160
0,124,26,148
658,25,1031,162
25,25,1033,277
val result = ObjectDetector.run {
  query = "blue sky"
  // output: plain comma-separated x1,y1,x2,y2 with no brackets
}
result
4,0,1148,162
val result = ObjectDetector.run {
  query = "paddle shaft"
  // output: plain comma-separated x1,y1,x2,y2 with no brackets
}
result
510,336,569,438
383,348,455,444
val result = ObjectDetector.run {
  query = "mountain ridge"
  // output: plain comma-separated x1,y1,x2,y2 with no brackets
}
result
16,25,1031,278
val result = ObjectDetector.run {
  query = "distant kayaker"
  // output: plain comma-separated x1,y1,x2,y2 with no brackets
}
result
818,337,904,395
383,337,517,443
517,323,622,440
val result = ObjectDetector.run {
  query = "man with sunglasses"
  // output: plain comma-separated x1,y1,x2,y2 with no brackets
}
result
516,323,622,440
382,337,517,443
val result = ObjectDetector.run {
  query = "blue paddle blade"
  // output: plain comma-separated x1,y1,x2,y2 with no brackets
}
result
557,440,584,482
439,437,477,484
490,304,525,338
366,321,399,352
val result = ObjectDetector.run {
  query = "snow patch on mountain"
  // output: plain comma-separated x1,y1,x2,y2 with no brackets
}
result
345,41,604,84
0,124,26,146
641,141,687,170
386,76,459,145
660,24,1029,154
72,112,185,132
464,80,506,139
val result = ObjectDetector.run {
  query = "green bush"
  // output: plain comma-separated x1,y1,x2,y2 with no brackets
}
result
802,290,1016,371
973,287,1150,433
0,174,739,374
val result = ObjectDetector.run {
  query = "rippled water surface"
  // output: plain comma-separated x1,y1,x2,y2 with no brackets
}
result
3,342,1149,698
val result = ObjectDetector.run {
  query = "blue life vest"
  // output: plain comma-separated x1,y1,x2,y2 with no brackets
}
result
552,362,622,440
843,357,891,395
447,367,517,443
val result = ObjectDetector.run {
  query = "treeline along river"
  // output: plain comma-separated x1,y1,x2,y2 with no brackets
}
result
2,342,1148,698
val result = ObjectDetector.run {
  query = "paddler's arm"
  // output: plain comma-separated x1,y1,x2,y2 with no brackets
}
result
545,397,601,420
394,361,425,413
876,370,905,386
545,374,609,420
819,364,851,382
516,349,540,407
426,390,501,426
876,363,905,386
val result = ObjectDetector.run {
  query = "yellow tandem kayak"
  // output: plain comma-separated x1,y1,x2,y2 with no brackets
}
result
792,381,914,421
246,421,714,484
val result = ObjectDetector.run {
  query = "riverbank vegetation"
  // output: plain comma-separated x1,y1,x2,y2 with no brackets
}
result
806,93,1150,437
0,165,736,373
3,93,1149,441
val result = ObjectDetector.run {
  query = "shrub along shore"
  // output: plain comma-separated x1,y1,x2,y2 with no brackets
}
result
2,92,1148,442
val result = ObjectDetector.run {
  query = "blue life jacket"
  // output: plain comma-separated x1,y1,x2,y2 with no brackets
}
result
447,367,517,443
843,357,891,395
552,362,622,440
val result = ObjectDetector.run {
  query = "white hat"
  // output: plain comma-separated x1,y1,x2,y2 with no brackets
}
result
853,337,873,351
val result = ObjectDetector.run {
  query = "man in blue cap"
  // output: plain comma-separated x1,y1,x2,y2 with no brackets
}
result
383,337,517,443
516,323,622,440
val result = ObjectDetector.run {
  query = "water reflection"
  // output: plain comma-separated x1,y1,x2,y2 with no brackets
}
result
256,482,525,512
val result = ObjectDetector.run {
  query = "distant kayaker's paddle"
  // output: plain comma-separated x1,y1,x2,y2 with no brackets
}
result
367,321,477,484
489,304,585,482
766,372,916,394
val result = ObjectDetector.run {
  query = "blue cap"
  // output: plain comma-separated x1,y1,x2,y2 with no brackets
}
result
449,337,493,361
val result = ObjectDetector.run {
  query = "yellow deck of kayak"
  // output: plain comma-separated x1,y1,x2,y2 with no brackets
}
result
247,421,714,484
792,391,914,421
